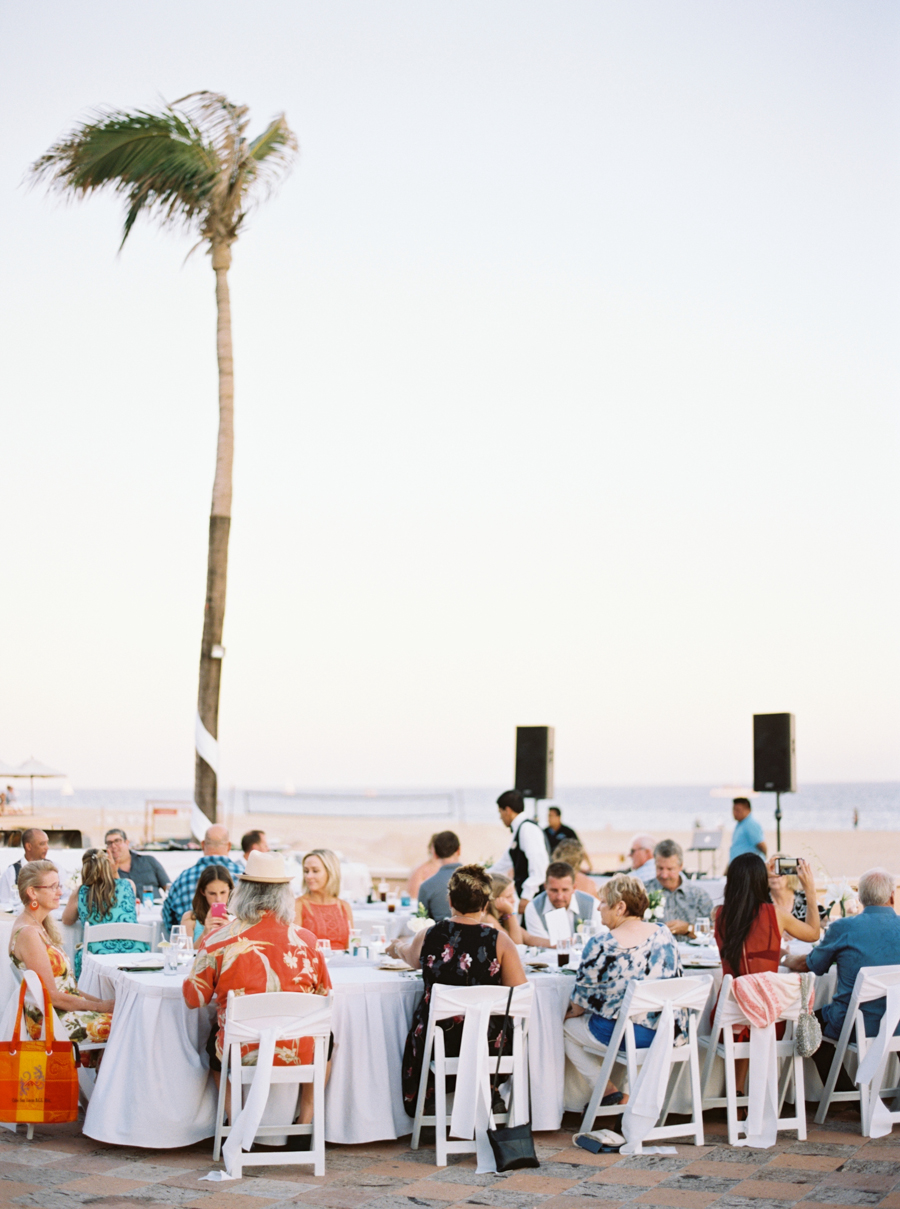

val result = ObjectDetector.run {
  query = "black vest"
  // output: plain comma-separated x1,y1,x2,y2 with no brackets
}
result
510,817,549,896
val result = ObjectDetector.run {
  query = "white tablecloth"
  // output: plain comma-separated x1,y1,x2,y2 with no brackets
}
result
77,952,574,1148
80,954,217,1148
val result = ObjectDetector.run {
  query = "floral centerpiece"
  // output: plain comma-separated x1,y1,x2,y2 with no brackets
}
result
408,899,434,933
823,877,860,919
643,889,665,923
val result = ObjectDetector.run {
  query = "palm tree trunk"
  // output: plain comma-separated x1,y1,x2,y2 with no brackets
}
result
195,242,234,826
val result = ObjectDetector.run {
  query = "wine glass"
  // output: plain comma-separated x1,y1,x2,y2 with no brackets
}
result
694,917,712,944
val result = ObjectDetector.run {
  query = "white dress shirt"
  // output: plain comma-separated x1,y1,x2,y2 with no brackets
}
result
524,894,599,940
0,860,24,905
492,813,549,903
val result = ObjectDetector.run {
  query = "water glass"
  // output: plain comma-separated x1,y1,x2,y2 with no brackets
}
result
162,944,179,976
555,938,572,968
143,885,155,909
695,917,712,943
316,938,332,959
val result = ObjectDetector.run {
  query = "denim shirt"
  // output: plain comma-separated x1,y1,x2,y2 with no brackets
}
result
807,906,900,1038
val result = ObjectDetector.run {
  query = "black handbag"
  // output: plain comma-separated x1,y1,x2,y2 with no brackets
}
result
486,988,539,1172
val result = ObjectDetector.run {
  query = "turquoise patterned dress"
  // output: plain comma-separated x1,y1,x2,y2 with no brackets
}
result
75,879,148,978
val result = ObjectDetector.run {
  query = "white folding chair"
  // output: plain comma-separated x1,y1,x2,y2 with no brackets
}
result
411,983,533,1167
815,965,900,1134
82,921,155,955
700,972,809,1147
578,976,711,1149
212,990,332,1177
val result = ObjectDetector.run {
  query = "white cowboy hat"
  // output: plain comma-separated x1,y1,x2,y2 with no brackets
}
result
239,851,292,884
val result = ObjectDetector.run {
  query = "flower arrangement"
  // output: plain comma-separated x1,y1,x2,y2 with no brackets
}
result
643,889,665,923
823,877,860,918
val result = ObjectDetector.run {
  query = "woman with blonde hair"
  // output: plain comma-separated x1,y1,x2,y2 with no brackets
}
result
564,874,682,1106
62,848,147,977
294,848,354,950
486,873,551,948
552,840,600,899
11,861,114,1049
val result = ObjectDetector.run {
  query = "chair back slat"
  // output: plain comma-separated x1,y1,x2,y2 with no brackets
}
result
83,922,155,946
429,983,533,1022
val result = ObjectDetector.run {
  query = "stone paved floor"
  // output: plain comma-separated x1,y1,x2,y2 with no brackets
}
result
0,1107,896,1209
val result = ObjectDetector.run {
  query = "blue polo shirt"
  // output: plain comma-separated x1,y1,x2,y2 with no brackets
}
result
729,814,765,863
807,906,900,1039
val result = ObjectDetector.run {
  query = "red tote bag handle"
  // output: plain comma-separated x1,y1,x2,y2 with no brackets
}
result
11,973,56,1055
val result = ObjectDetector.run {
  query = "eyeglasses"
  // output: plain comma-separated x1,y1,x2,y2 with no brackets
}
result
36,882,60,891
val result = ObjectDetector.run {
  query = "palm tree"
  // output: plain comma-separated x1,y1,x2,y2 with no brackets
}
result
31,92,298,827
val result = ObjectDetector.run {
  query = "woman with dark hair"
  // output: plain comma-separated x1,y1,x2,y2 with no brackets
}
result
715,852,820,982
181,864,234,946
388,864,527,1116
714,852,821,1097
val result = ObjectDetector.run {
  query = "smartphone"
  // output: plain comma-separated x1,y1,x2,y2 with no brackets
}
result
775,857,799,875
209,903,228,919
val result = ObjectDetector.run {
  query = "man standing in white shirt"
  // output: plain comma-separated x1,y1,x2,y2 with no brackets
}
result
628,834,658,885
524,861,600,940
491,789,550,912
0,828,50,903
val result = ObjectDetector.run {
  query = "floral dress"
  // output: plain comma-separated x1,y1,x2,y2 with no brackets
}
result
182,911,331,1065
10,926,112,1045
571,925,686,1041
401,920,504,1116
74,879,148,978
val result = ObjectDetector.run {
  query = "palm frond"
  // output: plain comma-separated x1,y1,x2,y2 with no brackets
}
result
32,108,218,247
31,91,298,252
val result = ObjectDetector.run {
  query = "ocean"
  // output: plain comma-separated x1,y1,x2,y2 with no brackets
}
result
7,781,899,833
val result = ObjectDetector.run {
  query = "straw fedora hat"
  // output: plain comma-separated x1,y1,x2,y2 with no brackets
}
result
239,851,292,883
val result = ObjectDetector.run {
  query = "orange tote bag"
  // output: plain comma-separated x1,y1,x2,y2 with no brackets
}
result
0,977,79,1124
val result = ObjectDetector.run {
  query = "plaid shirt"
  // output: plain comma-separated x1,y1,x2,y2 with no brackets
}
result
162,854,245,932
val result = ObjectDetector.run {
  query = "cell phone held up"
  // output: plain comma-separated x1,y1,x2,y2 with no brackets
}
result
774,857,799,875
209,903,228,919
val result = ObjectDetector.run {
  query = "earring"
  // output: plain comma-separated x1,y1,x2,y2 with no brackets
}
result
28,901,38,911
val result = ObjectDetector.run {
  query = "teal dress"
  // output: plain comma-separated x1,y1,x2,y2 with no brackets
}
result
75,879,148,978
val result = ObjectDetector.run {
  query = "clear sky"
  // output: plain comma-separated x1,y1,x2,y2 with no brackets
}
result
1,2,897,791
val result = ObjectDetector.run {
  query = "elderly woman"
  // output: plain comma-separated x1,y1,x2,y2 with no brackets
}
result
9,861,114,1052
564,874,682,1106
387,864,527,1117
183,852,331,1128
294,849,354,951
62,848,148,977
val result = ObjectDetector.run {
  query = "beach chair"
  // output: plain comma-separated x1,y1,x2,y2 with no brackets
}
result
411,983,533,1167
815,964,900,1134
577,976,711,1151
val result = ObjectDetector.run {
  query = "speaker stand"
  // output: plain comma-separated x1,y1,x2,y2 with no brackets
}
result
775,791,782,852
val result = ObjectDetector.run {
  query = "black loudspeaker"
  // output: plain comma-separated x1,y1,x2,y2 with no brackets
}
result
753,713,796,793
515,727,555,800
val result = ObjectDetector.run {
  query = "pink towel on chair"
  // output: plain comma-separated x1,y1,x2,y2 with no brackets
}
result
732,972,811,1027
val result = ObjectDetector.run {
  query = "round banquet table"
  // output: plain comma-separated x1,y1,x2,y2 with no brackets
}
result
78,952,574,1148
80,953,217,1148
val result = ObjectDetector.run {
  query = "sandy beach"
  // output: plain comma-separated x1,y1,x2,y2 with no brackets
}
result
12,805,899,884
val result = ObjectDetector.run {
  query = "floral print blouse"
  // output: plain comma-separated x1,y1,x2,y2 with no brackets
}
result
10,926,112,1046
571,924,685,1040
182,911,331,1064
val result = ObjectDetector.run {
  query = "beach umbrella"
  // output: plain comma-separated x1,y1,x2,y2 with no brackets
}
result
5,758,67,812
